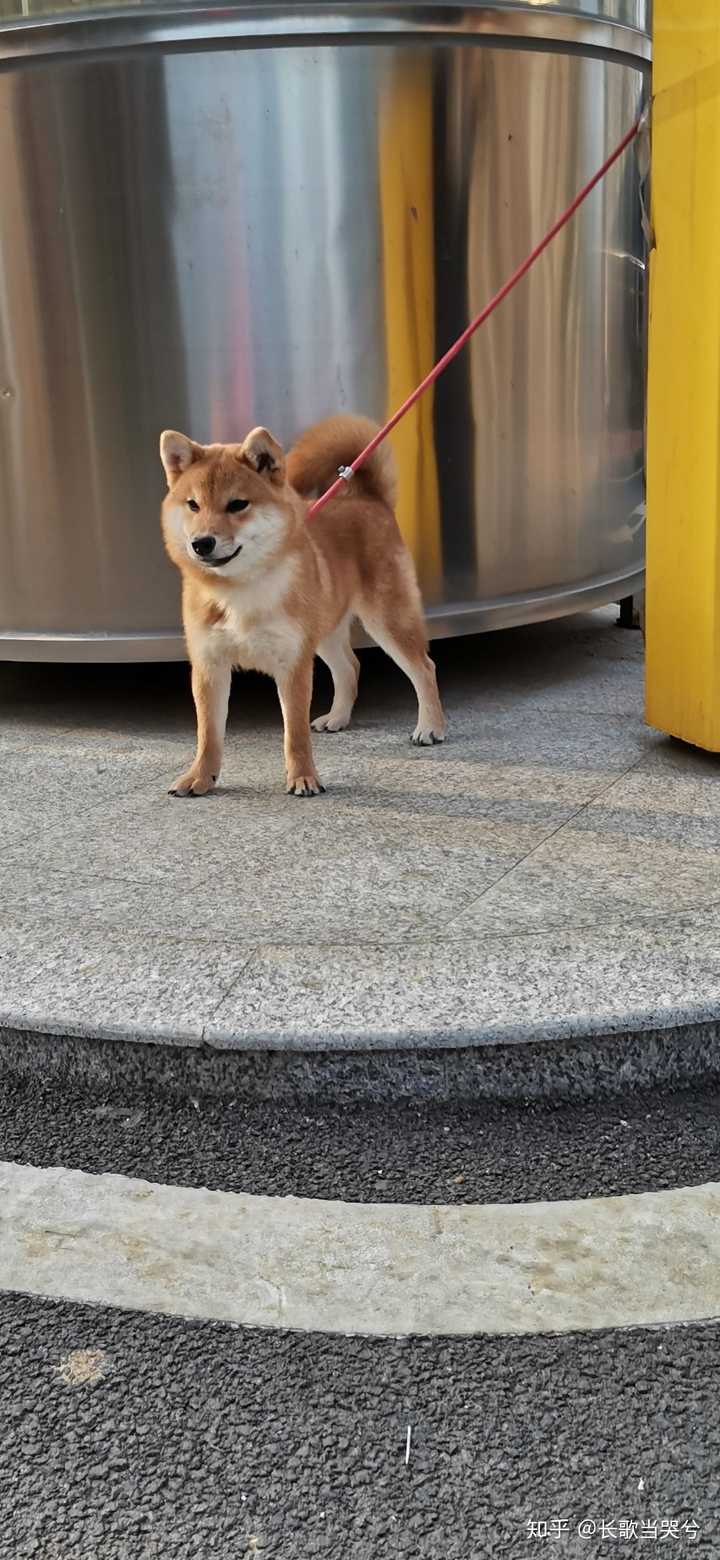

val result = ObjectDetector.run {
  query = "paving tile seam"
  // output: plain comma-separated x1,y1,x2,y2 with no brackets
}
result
200,947,265,1037
378,897,720,943
435,750,652,937
0,782,183,863
0,901,437,951
0,907,269,954
364,839,585,944
0,868,212,896
95,895,720,954
7,827,718,927
2,897,720,965
1,1160,720,1339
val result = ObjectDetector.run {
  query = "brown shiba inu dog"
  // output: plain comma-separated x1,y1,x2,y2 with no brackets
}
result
159,415,445,797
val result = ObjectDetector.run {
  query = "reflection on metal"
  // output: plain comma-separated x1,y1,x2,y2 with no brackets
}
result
0,1,649,661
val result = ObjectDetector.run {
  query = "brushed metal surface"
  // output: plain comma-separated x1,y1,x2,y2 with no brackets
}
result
0,2,649,660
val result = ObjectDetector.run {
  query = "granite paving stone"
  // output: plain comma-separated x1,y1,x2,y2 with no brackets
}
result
1,608,718,1056
0,915,256,1043
456,826,720,935
204,906,720,1051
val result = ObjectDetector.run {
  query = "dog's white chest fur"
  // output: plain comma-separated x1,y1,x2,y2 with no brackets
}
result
207,559,302,678
230,612,302,676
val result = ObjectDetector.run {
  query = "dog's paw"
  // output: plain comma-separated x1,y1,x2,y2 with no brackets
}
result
411,725,446,747
169,768,217,798
311,713,351,733
286,773,326,797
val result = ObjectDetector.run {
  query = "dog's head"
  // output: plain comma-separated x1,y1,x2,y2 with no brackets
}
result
159,427,292,579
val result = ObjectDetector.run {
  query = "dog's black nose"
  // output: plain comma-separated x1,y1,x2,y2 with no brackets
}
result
192,535,216,558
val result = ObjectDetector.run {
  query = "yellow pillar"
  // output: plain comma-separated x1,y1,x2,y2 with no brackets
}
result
646,2,720,749
378,55,442,598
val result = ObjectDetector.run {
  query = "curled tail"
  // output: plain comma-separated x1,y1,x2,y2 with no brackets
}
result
286,414,397,510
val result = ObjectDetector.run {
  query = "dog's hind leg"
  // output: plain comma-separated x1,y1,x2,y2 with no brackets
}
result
359,580,445,747
313,614,360,733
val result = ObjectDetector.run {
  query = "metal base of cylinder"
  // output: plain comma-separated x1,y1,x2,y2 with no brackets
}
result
0,569,645,662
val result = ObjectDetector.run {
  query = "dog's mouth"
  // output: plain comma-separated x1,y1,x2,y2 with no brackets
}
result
203,544,243,568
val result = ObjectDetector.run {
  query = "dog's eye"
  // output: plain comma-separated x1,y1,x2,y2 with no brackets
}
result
226,499,250,515
187,498,200,513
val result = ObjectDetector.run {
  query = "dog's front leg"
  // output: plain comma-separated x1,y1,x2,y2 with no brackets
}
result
277,655,325,797
170,656,232,797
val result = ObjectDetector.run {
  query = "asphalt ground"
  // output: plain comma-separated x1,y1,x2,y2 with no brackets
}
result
1,1070,718,1206
0,1289,714,1559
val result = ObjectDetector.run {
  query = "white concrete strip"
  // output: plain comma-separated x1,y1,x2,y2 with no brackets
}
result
1,1161,719,1338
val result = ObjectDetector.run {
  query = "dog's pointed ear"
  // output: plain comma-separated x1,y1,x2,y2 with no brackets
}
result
240,427,285,484
160,430,205,488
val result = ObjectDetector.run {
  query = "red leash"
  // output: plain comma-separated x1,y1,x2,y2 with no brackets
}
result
307,115,643,519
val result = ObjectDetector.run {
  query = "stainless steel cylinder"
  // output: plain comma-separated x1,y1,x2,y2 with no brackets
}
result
0,1,650,660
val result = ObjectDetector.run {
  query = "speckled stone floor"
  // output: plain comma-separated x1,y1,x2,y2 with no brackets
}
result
1,607,719,1064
